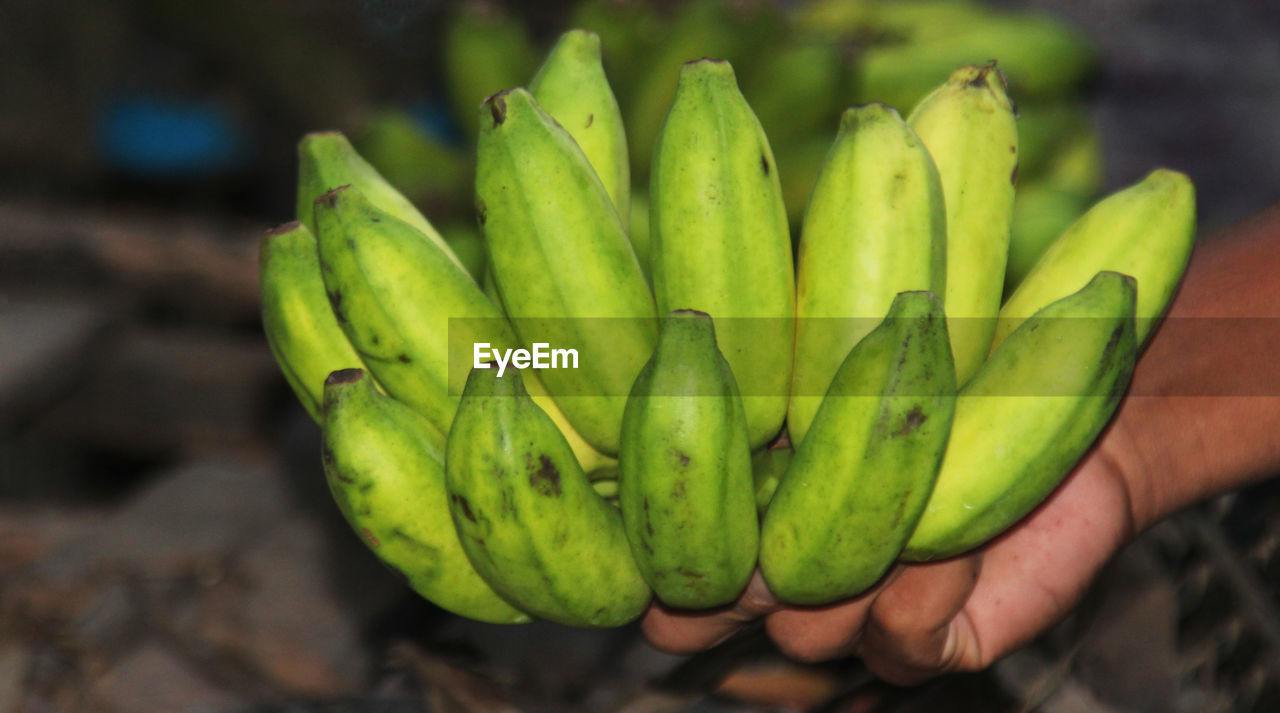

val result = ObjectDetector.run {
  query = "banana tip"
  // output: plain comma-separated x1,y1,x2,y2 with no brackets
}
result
482,89,516,127
314,185,352,207
669,308,712,319
326,368,364,386
263,220,302,238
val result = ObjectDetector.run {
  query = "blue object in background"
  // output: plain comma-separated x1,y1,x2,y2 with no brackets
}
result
98,93,251,178
409,98,463,147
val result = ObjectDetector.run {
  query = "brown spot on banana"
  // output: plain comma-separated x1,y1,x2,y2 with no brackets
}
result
450,493,478,523
892,406,927,437
530,454,561,496
486,91,509,126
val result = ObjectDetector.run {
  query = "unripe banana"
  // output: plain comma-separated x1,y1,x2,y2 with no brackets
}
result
296,131,464,273
790,103,946,446
628,188,653,286
530,29,630,225
789,0,878,42
443,1,537,140
314,185,506,435
618,310,757,608
863,0,994,42
739,41,845,151
751,446,792,515
650,59,794,450
445,367,651,627
776,136,832,229
259,221,366,422
994,169,1196,350
1005,119,1105,294
907,64,1018,385
761,291,956,604
625,0,744,178
321,368,530,624
904,271,1137,560
313,185,609,471
438,220,487,285
353,109,471,210
1013,101,1096,186
1005,183,1092,296
476,88,657,455
853,9,1097,113
568,0,663,95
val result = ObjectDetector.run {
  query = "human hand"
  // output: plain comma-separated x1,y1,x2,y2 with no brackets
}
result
642,431,1139,684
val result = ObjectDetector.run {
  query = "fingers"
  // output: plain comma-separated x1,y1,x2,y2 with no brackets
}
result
643,456,1135,681
760,583,879,663
642,570,781,653
858,457,1133,681
957,457,1135,665
856,556,981,684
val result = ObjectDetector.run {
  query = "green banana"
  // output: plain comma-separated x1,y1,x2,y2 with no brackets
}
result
1005,115,1105,294
445,367,651,627
443,1,537,140
476,88,657,455
750,446,792,515
863,0,994,42
904,271,1138,560
259,221,366,422
313,185,506,435
994,169,1196,350
321,368,529,624
624,0,745,179
761,291,956,604
618,310,757,608
853,9,1096,113
776,135,833,229
439,219,487,284
1013,101,1097,186
738,41,845,151
313,184,610,472
628,188,653,286
907,64,1018,385
591,477,620,503
650,59,794,450
530,29,630,225
353,109,471,210
1005,183,1093,296
567,0,664,95
790,103,947,446
789,0,878,41
296,131,464,273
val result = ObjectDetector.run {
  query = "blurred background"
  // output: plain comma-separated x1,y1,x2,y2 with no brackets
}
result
2,0,1279,711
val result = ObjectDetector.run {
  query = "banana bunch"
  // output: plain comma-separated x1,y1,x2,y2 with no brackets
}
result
260,24,1196,623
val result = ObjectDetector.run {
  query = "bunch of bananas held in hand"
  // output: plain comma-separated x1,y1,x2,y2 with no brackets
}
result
259,29,1196,624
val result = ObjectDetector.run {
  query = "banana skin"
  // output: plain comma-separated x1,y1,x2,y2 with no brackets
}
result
908,64,1018,385
313,184,609,471
476,88,657,455
761,291,956,605
530,29,630,226
322,368,530,624
618,310,758,608
296,130,465,274
790,103,947,446
650,58,794,451
904,271,1138,561
259,221,366,422
995,169,1195,350
445,367,651,627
